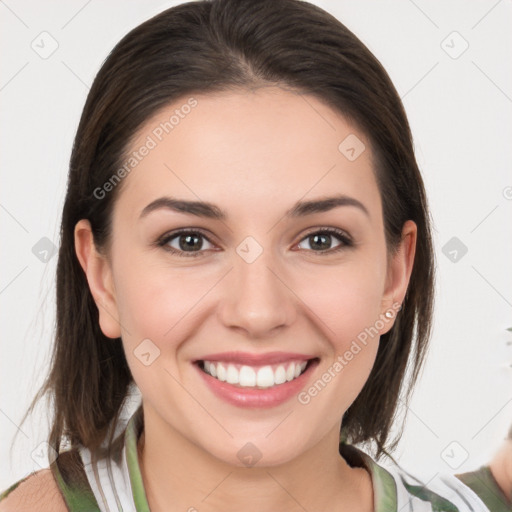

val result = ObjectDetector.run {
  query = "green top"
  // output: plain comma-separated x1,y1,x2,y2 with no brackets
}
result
0,405,506,511
457,465,511,512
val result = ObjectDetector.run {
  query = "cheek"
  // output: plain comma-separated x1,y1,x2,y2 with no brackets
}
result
295,293,382,426
114,245,387,345
115,273,187,336
111,263,206,399
112,230,387,360
293,254,386,406
301,257,386,343
112,254,216,355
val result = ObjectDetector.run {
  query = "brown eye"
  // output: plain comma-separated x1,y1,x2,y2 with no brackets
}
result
158,230,215,257
296,228,352,254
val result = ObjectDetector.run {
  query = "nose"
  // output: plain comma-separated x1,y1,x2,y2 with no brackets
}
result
217,241,296,338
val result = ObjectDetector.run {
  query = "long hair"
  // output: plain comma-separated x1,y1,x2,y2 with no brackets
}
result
16,0,435,466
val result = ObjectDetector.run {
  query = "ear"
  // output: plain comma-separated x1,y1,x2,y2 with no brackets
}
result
379,220,417,334
74,219,121,339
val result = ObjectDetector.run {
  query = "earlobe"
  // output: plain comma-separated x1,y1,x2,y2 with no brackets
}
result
74,219,122,339
380,220,417,334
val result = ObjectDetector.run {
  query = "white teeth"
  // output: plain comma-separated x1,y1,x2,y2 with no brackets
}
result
274,365,287,385
226,364,239,384
239,365,256,386
285,364,295,382
256,365,274,388
201,360,310,388
217,362,227,382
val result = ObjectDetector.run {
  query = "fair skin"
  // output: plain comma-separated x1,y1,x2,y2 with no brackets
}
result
73,87,416,512
1,88,510,512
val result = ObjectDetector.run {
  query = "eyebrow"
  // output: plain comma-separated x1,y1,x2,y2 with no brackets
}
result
139,194,370,220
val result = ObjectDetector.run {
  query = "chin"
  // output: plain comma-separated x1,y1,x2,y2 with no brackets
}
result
204,436,307,470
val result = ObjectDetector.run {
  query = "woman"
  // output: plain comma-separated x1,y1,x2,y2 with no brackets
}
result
0,0,506,510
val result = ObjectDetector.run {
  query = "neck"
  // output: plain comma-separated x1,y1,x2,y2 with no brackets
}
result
137,406,373,512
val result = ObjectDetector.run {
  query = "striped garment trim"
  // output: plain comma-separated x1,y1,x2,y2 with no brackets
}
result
0,404,495,511
79,404,491,512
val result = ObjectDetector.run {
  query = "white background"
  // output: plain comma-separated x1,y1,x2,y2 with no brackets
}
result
1,0,511,489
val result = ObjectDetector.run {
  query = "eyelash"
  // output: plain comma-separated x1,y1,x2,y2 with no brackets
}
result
156,227,353,258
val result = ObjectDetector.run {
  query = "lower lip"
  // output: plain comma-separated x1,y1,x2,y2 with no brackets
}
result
194,359,319,408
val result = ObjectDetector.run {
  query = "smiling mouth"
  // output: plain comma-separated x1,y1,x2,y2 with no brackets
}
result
196,358,319,389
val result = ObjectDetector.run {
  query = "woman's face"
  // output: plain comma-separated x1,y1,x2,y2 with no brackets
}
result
80,86,415,467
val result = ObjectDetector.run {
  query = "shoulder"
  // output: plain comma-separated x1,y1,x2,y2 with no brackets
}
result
457,463,512,512
0,468,68,512
341,444,490,511
388,464,493,512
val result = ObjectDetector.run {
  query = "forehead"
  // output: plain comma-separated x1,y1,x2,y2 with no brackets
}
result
115,86,381,223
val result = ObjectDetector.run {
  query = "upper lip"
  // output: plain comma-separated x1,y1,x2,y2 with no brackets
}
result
194,351,316,366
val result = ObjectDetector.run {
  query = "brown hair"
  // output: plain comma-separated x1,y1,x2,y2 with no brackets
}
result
16,0,435,465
